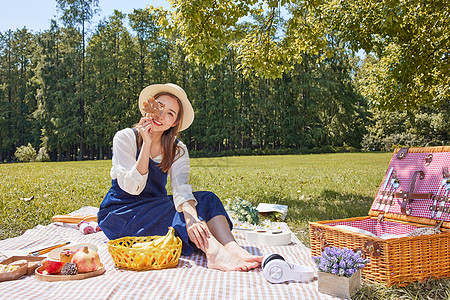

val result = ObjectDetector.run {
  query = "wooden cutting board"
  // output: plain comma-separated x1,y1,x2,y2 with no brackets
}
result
35,264,105,282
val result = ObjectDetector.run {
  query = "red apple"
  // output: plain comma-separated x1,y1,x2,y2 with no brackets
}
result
42,259,65,274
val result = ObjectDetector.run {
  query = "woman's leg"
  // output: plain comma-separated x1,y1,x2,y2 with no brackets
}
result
190,191,262,271
206,215,263,267
203,229,259,271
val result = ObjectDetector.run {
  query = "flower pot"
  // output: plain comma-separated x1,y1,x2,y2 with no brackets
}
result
317,269,361,299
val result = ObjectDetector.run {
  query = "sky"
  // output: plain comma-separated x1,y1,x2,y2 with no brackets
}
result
0,0,170,32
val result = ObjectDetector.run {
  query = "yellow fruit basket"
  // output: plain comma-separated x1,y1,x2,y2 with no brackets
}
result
107,228,182,271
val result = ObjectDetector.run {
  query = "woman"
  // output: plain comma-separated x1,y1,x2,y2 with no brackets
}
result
98,83,262,271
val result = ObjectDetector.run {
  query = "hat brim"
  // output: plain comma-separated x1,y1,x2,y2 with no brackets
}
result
138,83,194,131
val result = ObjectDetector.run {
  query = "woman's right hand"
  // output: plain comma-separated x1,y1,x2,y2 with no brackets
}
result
137,113,153,146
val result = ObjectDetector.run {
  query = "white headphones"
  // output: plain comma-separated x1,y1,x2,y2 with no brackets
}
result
262,254,315,284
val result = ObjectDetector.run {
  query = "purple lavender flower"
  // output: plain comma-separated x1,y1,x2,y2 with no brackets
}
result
312,246,370,277
345,268,355,277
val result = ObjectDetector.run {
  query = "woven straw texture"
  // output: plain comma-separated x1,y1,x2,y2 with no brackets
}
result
310,146,450,287
108,236,182,270
310,217,450,286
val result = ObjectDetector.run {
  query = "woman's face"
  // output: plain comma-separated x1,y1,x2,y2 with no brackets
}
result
150,94,180,133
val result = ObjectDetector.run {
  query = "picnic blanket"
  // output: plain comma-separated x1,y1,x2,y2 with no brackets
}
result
0,206,338,299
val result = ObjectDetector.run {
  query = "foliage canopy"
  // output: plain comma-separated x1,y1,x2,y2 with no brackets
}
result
154,0,449,109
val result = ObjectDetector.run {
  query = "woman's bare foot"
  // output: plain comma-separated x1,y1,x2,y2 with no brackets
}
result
206,236,260,271
224,242,263,265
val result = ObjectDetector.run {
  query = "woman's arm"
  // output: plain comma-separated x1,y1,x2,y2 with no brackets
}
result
170,142,209,250
181,200,210,251
170,142,196,212
111,128,148,195
135,114,153,175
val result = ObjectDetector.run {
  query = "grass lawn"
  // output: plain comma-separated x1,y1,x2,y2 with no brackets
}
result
1,153,449,299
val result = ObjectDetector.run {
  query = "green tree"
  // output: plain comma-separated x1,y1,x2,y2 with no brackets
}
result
129,8,159,88
153,0,449,109
320,0,449,109
86,10,141,159
0,28,37,162
56,0,99,159
361,102,450,151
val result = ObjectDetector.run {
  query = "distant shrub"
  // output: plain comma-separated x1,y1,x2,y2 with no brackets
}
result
36,147,50,162
361,132,424,152
14,143,37,162
382,133,424,151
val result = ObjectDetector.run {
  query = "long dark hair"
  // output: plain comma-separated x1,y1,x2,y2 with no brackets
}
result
134,92,184,173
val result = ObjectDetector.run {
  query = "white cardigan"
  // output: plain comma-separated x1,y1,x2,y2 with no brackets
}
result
110,128,196,212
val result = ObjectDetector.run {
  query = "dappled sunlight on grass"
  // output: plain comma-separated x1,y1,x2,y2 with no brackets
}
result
0,161,111,238
189,153,392,245
2,152,448,298
1,153,392,243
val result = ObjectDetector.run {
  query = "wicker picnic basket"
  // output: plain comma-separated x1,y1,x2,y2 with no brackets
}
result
310,146,450,286
107,235,182,270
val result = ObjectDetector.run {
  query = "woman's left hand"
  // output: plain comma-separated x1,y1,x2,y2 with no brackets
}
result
186,218,210,251
182,200,210,251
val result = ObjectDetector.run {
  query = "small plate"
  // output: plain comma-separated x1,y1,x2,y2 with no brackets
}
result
35,264,105,281
0,260,27,282
47,244,98,261
1,256,45,275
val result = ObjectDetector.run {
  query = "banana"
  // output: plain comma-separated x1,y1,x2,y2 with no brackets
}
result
160,227,175,249
151,234,167,246
172,231,178,245
132,227,175,249
133,236,162,249
132,241,151,249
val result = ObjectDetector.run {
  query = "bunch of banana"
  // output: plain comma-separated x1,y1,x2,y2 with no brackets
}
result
132,227,177,250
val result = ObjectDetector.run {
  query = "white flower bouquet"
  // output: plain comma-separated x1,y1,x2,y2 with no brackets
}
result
225,197,259,225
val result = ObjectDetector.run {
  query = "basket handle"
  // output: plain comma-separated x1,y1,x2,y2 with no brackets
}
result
395,192,433,200
363,241,381,257
400,170,426,215
312,228,329,252
353,241,381,258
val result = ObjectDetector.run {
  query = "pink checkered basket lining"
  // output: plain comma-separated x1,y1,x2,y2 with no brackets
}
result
370,149,450,224
323,218,418,236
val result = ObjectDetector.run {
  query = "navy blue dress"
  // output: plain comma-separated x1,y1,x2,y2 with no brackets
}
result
97,138,232,256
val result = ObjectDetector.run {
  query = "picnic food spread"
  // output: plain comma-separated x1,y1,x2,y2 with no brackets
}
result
35,246,105,282
38,246,101,276
142,96,165,118
107,226,182,270
2,205,333,300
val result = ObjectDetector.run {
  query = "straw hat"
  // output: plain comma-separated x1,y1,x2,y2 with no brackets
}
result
138,83,194,131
